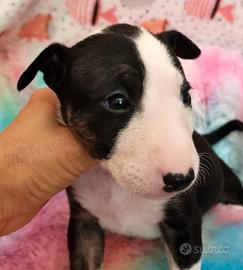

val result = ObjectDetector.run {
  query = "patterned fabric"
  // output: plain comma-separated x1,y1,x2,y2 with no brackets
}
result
0,0,243,130
0,0,242,132
0,1,243,270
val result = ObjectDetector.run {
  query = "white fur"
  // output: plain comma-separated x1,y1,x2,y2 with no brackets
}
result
104,29,199,198
73,165,166,239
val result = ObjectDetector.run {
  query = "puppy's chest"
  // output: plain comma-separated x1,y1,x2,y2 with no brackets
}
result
72,166,165,239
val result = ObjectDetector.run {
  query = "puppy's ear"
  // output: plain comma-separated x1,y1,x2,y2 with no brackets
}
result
156,31,201,59
17,43,68,91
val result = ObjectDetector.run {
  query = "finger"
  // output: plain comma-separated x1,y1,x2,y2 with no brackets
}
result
18,88,61,126
28,88,58,108
25,88,59,116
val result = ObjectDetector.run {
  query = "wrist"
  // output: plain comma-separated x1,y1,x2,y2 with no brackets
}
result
0,136,46,235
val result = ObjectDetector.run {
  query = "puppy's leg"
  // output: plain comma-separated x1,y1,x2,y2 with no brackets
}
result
67,188,104,270
160,199,202,270
165,244,202,270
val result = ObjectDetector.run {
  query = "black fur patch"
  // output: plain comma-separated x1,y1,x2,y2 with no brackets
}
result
203,119,243,145
104,23,140,38
67,187,105,270
62,28,145,158
161,195,202,269
18,24,145,159
156,31,201,60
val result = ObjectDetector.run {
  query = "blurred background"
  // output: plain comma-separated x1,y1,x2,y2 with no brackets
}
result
0,0,243,130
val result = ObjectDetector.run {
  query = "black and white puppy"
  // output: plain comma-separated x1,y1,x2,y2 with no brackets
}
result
17,24,243,270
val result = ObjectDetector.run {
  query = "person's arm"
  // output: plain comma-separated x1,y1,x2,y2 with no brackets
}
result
0,88,97,236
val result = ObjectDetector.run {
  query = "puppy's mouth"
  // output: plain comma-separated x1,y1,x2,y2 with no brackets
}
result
102,150,200,200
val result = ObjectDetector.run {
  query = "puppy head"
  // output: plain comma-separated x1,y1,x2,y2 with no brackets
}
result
18,24,200,199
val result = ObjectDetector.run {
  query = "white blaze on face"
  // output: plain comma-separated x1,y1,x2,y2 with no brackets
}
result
103,29,199,199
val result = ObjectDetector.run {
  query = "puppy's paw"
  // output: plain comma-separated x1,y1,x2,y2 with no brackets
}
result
184,259,201,270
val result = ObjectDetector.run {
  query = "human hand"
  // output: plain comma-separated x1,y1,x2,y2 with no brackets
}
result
0,88,97,236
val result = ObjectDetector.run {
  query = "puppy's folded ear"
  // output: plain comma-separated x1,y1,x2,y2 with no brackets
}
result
156,31,201,59
17,43,68,92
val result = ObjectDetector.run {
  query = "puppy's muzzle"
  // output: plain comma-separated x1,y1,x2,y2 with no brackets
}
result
163,168,195,192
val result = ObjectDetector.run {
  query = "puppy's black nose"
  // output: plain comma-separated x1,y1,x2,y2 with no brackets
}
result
163,168,194,193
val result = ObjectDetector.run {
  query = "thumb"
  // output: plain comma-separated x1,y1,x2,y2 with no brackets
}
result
18,88,60,126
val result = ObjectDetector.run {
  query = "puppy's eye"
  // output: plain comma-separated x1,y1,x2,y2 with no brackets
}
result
105,93,131,112
181,82,192,106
